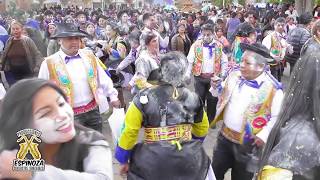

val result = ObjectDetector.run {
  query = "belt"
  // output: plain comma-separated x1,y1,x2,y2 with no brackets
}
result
221,124,242,144
73,100,97,115
199,73,214,79
144,124,192,143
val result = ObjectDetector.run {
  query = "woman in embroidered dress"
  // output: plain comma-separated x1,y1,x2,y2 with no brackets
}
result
258,20,320,180
115,51,216,180
0,78,113,180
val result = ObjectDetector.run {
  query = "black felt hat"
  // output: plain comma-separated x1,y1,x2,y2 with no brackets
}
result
236,22,256,37
51,23,87,39
240,42,275,63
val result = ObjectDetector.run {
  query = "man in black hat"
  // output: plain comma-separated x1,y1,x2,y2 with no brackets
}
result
209,43,284,180
38,23,121,132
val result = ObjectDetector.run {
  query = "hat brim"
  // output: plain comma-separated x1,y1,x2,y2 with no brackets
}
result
240,43,275,63
51,32,87,39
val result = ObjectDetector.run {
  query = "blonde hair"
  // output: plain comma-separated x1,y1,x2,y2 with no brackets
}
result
10,20,23,28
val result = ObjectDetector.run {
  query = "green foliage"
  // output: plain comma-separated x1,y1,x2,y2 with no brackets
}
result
212,0,224,7
282,0,295,3
238,0,245,5
267,0,295,3
212,0,245,7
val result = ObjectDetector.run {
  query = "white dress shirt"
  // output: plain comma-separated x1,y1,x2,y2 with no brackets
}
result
223,73,284,142
187,40,228,75
38,50,118,108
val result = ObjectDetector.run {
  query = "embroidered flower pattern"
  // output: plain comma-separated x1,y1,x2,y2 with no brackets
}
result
252,117,267,129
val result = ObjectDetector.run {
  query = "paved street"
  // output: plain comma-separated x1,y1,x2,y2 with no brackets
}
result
103,65,291,180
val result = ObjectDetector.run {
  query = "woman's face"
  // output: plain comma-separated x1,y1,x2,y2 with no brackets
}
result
121,13,129,23
105,25,117,38
11,23,22,39
248,32,257,43
77,14,87,24
187,16,193,24
147,37,159,53
48,24,56,36
86,24,95,35
98,18,106,27
32,87,75,144
288,18,294,25
216,30,223,38
178,25,186,34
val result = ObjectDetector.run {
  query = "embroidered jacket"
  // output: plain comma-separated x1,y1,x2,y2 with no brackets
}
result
45,49,99,107
210,70,283,144
188,39,228,78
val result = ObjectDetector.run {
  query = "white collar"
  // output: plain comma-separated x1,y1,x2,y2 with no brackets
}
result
58,49,81,62
252,72,265,85
58,48,79,59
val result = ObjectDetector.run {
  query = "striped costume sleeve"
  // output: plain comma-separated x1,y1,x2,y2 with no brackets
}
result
115,103,143,164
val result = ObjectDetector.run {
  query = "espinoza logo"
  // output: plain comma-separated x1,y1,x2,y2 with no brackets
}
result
12,129,45,171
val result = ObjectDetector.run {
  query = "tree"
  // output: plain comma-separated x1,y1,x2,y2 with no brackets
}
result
295,0,314,15
212,0,245,8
